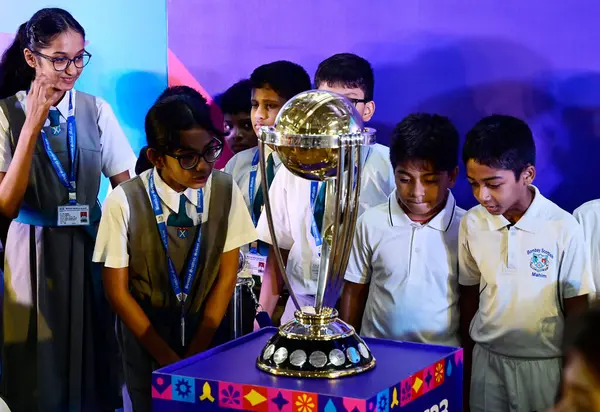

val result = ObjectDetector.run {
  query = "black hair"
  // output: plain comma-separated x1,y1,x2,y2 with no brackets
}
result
563,306,600,380
157,85,206,104
463,115,536,178
250,61,311,102
0,8,85,99
136,87,222,173
214,79,252,115
390,113,459,172
135,147,153,175
314,53,375,101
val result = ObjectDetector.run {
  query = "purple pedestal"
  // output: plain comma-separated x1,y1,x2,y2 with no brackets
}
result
152,327,463,411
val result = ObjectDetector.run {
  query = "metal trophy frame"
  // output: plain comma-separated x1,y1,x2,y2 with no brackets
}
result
255,90,377,378
230,252,255,339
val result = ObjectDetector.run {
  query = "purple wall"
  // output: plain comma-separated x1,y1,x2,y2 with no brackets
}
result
169,0,600,211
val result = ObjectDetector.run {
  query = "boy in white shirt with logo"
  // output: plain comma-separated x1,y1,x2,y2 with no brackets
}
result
459,115,593,412
256,53,395,324
341,113,465,347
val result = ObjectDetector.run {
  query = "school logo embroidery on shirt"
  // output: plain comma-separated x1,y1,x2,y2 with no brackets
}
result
177,227,188,239
528,249,552,272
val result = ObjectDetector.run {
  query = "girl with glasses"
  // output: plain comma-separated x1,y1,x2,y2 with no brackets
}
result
0,7,135,411
93,88,257,411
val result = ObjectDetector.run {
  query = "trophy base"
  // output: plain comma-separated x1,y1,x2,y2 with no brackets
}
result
256,307,376,378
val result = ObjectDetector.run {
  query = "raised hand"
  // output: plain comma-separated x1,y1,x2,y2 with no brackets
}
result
23,74,64,135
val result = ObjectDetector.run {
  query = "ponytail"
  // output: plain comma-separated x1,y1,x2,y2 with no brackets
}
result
0,23,34,99
135,146,153,175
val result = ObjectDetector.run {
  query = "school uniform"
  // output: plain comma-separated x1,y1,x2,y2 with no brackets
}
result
224,146,282,274
345,190,464,346
224,146,282,217
256,144,395,323
573,199,600,301
93,167,257,411
0,90,136,411
354,144,396,216
223,147,282,335
458,186,594,412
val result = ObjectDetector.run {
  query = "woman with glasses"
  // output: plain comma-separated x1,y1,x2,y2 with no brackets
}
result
93,87,257,411
0,7,136,411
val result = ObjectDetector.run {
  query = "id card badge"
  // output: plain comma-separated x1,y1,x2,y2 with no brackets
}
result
246,251,267,277
57,204,90,226
311,244,322,279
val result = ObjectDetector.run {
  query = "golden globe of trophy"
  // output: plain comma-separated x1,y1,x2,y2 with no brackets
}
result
256,90,376,378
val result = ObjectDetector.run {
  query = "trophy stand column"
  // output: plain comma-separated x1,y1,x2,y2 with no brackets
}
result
231,274,254,339
230,251,256,340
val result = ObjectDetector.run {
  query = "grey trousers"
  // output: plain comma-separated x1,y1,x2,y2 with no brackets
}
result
470,344,561,412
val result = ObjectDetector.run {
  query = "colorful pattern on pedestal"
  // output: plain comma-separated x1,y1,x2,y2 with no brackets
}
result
152,328,463,411
153,352,463,411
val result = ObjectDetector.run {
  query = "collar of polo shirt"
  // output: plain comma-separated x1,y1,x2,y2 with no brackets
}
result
388,189,457,232
485,185,542,233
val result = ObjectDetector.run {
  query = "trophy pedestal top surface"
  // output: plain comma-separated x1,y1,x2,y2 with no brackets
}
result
152,327,464,411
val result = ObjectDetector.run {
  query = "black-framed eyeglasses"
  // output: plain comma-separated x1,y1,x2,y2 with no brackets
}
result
166,139,224,170
33,50,92,72
349,98,369,107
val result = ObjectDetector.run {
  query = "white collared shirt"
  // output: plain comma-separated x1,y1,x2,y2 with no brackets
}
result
345,190,464,346
223,146,282,216
459,186,594,357
92,168,258,268
0,90,136,177
573,199,600,300
357,144,396,216
255,145,396,296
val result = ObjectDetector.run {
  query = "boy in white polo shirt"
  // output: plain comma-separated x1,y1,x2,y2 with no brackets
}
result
573,200,600,301
224,61,311,273
341,113,464,347
256,53,395,324
459,115,593,412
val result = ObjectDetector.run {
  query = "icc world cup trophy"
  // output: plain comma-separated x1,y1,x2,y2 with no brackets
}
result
256,90,377,378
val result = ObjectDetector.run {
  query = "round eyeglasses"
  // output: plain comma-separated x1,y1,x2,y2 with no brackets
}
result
33,50,92,72
166,139,224,170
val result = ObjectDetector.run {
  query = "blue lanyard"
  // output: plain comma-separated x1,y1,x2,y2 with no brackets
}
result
40,91,78,205
310,182,322,248
148,170,203,305
248,149,260,226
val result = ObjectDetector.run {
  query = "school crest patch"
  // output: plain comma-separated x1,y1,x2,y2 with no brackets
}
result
177,227,188,239
530,252,550,272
